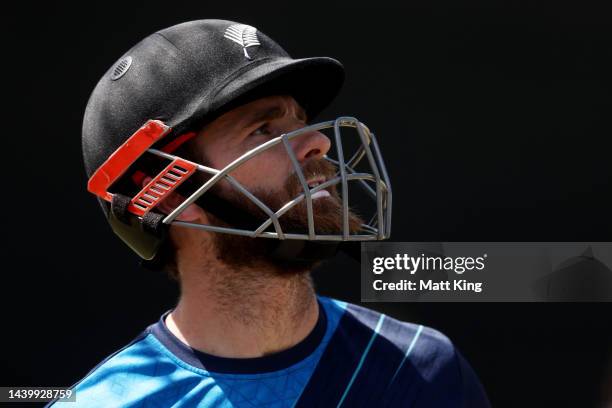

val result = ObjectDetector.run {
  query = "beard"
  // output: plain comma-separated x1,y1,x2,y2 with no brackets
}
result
200,159,364,274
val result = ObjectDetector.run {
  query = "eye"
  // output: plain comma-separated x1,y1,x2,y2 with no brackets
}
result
250,123,271,137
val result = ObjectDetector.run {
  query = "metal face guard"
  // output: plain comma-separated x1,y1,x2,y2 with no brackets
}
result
88,117,392,242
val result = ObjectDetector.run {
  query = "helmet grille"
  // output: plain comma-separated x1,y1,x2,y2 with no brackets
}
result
110,56,132,80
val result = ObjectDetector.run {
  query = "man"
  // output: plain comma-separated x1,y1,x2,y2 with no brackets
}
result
51,20,490,407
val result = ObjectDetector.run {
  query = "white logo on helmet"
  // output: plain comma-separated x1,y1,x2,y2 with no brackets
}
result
224,24,261,60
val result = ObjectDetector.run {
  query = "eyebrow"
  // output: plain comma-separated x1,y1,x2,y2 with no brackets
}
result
243,104,308,128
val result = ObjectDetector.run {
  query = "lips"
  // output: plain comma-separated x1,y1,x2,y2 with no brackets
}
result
307,176,325,188
306,177,331,199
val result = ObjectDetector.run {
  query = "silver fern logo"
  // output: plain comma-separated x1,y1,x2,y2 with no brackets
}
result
224,24,261,60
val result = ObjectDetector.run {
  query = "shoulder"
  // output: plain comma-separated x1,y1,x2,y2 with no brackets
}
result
318,295,490,407
320,294,455,370
46,328,181,407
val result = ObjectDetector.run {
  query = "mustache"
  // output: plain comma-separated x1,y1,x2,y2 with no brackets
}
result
194,157,363,236
284,159,338,198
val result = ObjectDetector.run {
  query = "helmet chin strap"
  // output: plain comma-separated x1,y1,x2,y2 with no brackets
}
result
192,192,341,264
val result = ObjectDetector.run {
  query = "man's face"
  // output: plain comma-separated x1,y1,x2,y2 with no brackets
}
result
188,95,362,236
194,95,327,197
175,94,362,272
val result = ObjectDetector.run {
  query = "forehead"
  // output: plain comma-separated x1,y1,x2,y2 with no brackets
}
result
208,95,307,130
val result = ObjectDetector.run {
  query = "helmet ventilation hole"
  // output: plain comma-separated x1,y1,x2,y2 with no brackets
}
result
110,56,133,80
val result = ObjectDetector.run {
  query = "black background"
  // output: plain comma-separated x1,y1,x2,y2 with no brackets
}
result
4,2,612,407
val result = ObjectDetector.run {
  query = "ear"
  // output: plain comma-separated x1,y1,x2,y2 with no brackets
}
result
141,176,203,222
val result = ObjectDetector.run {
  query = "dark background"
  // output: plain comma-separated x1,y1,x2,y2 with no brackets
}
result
4,2,612,407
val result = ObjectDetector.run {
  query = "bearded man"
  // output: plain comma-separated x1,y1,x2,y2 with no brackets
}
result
49,19,491,408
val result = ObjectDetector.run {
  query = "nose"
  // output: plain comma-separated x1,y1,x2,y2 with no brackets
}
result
289,130,331,163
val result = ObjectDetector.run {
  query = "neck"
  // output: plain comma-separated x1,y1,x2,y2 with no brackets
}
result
165,231,319,358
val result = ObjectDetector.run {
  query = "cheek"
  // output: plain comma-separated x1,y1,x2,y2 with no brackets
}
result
231,148,291,191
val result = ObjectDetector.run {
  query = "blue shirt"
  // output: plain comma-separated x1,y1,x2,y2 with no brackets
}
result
49,295,490,407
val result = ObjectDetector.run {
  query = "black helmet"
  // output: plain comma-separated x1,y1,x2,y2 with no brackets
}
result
83,19,344,179
82,19,345,259
83,19,391,264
